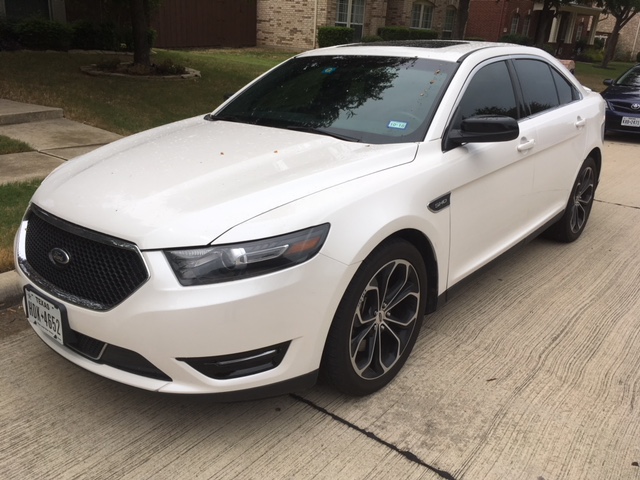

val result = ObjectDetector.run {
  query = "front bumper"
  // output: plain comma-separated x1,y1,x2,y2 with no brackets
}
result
604,110,640,135
17,249,356,396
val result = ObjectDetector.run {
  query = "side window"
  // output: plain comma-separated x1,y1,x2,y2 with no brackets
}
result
551,68,580,104
452,61,518,129
513,59,560,115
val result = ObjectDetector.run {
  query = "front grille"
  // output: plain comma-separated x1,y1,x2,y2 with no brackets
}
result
21,205,149,311
610,101,640,114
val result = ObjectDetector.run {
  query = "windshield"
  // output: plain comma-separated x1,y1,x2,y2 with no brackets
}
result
213,55,457,144
616,65,640,87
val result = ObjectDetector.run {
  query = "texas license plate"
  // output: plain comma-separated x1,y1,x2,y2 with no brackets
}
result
24,287,66,345
621,117,640,127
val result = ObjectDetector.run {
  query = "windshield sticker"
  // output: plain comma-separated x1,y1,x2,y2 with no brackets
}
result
388,120,408,130
322,67,337,75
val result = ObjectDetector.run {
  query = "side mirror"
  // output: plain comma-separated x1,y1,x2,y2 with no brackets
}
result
444,115,519,150
603,79,613,86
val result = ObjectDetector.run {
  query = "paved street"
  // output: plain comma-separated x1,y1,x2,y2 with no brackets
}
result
1,138,639,479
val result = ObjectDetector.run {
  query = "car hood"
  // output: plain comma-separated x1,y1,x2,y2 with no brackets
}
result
33,116,418,249
601,84,640,101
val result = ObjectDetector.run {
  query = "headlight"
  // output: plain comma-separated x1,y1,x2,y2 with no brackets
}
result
164,224,330,285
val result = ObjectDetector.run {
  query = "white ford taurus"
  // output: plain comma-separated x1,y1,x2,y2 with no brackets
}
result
15,41,605,398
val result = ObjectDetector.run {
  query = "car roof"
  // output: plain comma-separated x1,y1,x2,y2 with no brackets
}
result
297,40,538,63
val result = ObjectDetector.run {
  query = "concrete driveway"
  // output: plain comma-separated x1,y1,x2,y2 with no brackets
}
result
1,138,639,480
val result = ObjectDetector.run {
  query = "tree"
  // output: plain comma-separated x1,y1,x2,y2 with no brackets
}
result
597,0,640,68
454,0,470,39
130,0,151,66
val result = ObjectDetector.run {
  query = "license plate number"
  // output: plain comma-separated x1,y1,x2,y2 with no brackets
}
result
25,288,64,345
621,117,640,127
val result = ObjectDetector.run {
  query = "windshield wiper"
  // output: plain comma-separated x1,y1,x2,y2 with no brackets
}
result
204,113,258,124
284,125,361,142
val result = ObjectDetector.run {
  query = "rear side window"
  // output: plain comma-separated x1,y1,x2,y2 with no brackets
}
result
452,60,518,129
551,68,580,104
513,59,561,115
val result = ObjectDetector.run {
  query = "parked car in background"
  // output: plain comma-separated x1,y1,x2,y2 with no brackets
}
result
601,63,640,135
15,41,605,399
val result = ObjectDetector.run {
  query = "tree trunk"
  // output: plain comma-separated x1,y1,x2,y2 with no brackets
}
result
131,0,151,66
601,23,621,68
454,0,470,39
534,7,554,48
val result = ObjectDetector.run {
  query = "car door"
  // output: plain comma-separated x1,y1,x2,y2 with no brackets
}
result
511,58,588,223
439,59,538,288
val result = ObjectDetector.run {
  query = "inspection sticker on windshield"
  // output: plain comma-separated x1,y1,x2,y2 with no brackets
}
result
387,120,408,130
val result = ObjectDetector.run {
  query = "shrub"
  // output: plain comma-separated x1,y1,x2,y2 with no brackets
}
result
637,51,640,62
361,34,383,43
317,26,354,48
498,34,532,46
154,59,186,75
378,26,438,41
576,48,604,63
16,18,72,51
0,18,20,51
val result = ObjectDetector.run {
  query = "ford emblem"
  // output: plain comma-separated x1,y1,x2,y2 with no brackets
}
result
49,247,71,267
632,103,640,110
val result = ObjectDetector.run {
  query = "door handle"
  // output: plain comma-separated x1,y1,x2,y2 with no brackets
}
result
575,117,586,128
517,139,536,152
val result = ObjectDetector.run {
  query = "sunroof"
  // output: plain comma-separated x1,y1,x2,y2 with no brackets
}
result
343,40,469,49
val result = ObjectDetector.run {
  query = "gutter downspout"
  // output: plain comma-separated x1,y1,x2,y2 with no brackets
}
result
313,0,319,48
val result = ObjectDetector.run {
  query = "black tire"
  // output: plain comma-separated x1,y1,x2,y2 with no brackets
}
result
545,156,597,243
322,239,428,396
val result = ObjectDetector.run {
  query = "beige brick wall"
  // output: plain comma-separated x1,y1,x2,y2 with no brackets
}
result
257,0,460,49
596,14,640,61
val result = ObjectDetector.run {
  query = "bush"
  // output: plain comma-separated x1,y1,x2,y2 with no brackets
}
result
154,58,186,75
361,34,383,43
317,26,354,48
16,18,72,51
637,51,640,62
576,48,604,63
498,34,532,46
378,26,438,41
0,18,20,51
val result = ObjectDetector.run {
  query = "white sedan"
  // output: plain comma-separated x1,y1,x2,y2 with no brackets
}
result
15,41,605,398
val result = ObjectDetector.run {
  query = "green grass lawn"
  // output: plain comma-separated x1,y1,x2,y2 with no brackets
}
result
0,179,41,273
574,61,633,92
0,135,32,155
0,48,296,136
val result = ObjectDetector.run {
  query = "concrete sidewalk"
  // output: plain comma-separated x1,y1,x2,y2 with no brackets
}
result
0,99,122,306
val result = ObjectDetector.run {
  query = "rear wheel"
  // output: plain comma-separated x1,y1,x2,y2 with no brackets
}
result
545,156,597,243
322,239,427,396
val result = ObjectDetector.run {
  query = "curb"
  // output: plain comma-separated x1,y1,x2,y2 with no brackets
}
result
0,270,22,307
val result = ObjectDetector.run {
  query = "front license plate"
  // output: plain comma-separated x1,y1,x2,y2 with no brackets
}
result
621,117,640,127
24,287,65,345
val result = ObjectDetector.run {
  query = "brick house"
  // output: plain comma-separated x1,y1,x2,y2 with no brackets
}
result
465,1,602,58
595,13,640,62
257,0,460,50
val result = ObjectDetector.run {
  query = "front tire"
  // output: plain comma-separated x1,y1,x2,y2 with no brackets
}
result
322,239,427,396
545,156,597,243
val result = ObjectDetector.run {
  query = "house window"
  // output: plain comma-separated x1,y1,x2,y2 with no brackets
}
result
522,15,531,36
510,14,520,35
575,23,584,41
442,6,457,39
411,2,434,30
336,0,366,40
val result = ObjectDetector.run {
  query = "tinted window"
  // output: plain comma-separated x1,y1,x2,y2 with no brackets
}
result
616,65,640,87
453,61,518,128
551,68,580,104
216,56,457,144
514,59,559,115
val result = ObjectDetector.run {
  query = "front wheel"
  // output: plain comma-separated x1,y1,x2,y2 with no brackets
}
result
322,239,427,396
545,156,597,243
